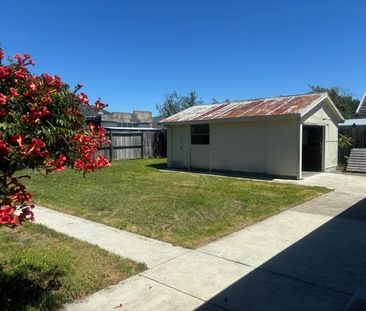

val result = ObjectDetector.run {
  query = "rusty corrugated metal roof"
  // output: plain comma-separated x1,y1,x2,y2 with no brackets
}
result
161,93,326,123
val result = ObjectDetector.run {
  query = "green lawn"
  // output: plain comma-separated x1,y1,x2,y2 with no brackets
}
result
0,223,145,311
24,158,329,248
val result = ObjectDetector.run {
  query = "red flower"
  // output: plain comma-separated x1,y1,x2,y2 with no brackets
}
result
42,73,62,91
0,66,10,79
0,93,7,105
88,123,96,131
45,154,67,172
26,81,37,92
42,95,52,104
22,106,51,123
0,215,17,225
10,134,25,147
0,49,4,60
14,67,29,80
9,88,19,97
66,107,81,116
95,99,107,110
14,53,23,64
0,140,11,154
78,92,89,104
0,206,15,216
0,108,7,117
24,138,48,157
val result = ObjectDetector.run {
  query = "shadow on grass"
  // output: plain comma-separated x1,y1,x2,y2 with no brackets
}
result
197,198,366,311
147,162,278,181
146,162,168,170
0,262,65,311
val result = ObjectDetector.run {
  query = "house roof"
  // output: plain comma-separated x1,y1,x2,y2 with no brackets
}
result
339,118,366,126
80,105,109,118
356,92,366,115
160,93,341,124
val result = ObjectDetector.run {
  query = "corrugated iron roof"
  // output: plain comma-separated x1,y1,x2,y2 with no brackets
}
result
160,93,326,124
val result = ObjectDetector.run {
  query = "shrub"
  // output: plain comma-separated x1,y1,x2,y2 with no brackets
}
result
0,49,110,226
338,134,353,168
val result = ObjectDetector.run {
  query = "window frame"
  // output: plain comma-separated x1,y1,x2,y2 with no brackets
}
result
191,124,210,145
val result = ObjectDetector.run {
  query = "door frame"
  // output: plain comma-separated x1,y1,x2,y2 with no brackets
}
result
301,124,325,174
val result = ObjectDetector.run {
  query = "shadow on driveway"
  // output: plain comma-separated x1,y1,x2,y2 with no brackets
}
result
197,198,366,311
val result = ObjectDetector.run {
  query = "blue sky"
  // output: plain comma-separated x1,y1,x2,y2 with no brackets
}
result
1,0,365,114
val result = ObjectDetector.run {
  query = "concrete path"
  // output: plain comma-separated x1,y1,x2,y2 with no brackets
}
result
33,172,366,311
35,207,189,268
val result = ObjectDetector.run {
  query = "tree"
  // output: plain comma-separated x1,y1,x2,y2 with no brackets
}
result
0,49,110,226
308,85,359,119
156,90,203,118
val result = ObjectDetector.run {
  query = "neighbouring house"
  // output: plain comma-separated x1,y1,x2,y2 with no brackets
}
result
101,110,153,128
80,105,105,125
80,107,154,128
356,92,366,115
342,92,366,148
340,92,366,173
152,116,165,129
339,92,366,149
160,93,344,179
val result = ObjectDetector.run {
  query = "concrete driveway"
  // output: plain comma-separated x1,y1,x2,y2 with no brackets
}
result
63,172,366,311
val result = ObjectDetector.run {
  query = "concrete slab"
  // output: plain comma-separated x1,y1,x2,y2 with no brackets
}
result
196,267,351,311
64,275,221,311
200,194,366,296
141,250,351,311
199,210,331,267
141,251,253,302
292,191,365,218
294,172,366,195
34,206,190,268
260,216,366,295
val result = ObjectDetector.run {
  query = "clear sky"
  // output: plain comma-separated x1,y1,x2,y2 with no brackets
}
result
1,0,365,115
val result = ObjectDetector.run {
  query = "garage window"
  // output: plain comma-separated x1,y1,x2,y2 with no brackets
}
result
191,124,209,144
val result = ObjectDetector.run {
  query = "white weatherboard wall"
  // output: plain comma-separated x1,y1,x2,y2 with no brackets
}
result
167,124,190,169
265,119,300,177
167,119,301,178
301,99,339,172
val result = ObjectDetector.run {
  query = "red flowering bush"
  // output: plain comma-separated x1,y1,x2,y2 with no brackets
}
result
0,49,110,226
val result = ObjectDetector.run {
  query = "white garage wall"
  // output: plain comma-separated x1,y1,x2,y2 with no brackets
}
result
209,121,266,173
168,119,301,178
265,119,300,177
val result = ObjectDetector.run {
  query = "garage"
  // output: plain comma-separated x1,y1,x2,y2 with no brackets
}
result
160,93,344,179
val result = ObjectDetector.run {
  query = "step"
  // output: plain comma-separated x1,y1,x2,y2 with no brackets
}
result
347,148,366,173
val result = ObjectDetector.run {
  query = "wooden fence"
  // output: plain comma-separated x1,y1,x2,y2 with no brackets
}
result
339,126,366,148
99,130,166,161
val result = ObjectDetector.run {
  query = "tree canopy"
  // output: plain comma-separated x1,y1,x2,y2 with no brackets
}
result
156,90,203,118
308,85,359,119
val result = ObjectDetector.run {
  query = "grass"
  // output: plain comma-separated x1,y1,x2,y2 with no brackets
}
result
24,158,329,248
0,223,145,311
